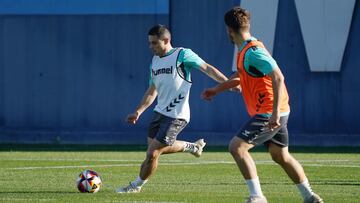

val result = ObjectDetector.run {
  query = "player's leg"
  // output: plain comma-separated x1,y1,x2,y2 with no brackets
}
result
268,144,323,202
116,139,165,193
116,113,204,193
229,136,257,179
229,136,267,203
139,115,205,182
118,140,205,194
148,112,205,156
140,138,205,181
267,118,323,203
229,115,279,203
268,144,305,183
147,138,204,155
116,113,164,193
139,139,167,180
160,139,206,157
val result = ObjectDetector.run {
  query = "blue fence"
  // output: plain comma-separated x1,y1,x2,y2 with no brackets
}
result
0,0,359,146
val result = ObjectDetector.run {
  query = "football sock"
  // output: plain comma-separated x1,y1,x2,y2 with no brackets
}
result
245,177,264,197
183,142,198,153
131,176,148,188
296,178,314,200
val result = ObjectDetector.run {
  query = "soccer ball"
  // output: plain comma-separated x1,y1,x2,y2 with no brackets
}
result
76,170,102,193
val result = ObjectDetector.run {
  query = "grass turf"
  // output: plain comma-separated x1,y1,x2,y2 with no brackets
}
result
1,145,359,202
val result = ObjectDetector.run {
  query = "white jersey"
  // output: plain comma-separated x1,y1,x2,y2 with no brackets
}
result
151,48,192,122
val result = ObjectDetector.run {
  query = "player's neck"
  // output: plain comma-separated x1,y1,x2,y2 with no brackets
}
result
159,45,173,57
236,32,252,47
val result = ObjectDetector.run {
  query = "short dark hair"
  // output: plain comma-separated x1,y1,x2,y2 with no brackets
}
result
148,24,171,39
224,7,250,33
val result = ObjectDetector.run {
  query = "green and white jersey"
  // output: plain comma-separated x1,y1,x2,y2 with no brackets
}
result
149,48,205,122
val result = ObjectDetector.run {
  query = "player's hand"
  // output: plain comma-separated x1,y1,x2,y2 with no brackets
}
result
230,85,242,93
202,88,217,101
268,112,280,130
126,112,140,124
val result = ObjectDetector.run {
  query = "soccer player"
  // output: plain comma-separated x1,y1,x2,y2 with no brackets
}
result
202,7,323,203
116,24,228,193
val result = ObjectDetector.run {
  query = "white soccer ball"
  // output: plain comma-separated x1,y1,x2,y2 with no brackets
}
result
76,170,102,193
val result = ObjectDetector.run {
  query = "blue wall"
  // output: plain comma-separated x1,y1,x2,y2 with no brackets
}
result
273,0,360,145
0,0,359,146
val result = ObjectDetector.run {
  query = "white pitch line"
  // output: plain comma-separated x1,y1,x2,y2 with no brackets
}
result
0,158,354,163
9,163,140,170
300,163,360,168
0,158,145,162
0,198,54,202
7,161,231,170
5,160,360,170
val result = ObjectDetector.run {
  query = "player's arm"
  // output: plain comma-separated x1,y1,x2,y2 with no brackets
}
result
181,49,228,83
198,63,228,83
268,67,284,129
126,84,157,124
249,47,283,129
229,71,242,92
201,76,240,101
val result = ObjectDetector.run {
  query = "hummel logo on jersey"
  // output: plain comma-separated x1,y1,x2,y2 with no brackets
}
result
152,66,173,76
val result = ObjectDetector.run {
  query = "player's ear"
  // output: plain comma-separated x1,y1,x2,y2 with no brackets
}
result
228,27,236,35
163,37,170,45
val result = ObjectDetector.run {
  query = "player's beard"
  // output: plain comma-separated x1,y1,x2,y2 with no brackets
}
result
153,50,159,56
152,48,160,56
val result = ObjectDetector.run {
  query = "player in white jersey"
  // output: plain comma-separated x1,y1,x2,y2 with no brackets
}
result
116,24,228,193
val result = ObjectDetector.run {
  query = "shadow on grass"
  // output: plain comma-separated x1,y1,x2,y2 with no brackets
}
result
0,144,360,154
313,182,360,186
260,180,360,186
177,181,360,187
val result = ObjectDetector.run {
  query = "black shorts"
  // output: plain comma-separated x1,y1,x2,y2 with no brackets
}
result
148,112,188,146
236,115,289,147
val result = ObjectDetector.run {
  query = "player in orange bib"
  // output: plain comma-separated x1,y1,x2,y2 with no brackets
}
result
202,7,323,203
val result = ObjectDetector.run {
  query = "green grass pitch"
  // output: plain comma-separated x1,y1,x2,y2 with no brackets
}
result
1,145,359,202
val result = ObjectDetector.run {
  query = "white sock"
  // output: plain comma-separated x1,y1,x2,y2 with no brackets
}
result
183,142,197,153
245,177,264,197
131,176,148,188
296,178,313,200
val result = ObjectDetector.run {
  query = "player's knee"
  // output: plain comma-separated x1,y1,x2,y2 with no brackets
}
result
228,139,238,155
271,152,291,165
146,150,161,162
229,142,248,158
271,154,284,164
228,145,238,157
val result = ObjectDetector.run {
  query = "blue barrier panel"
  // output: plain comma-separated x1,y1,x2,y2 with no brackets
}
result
0,0,359,146
0,0,169,14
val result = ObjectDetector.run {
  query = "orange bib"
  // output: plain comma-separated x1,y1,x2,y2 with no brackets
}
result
237,40,290,116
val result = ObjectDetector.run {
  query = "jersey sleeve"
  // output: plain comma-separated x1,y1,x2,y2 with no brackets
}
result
178,48,205,70
148,63,154,86
246,47,278,75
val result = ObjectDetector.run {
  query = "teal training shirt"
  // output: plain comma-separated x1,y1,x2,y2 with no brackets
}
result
238,37,278,76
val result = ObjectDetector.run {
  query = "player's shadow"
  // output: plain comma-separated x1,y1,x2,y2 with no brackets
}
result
261,180,360,186
312,181,360,186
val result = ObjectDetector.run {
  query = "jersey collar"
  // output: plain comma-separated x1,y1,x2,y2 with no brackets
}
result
238,37,257,51
159,48,177,58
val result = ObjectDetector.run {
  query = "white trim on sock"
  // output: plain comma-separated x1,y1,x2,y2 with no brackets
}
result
245,177,264,197
296,178,314,200
132,176,148,188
